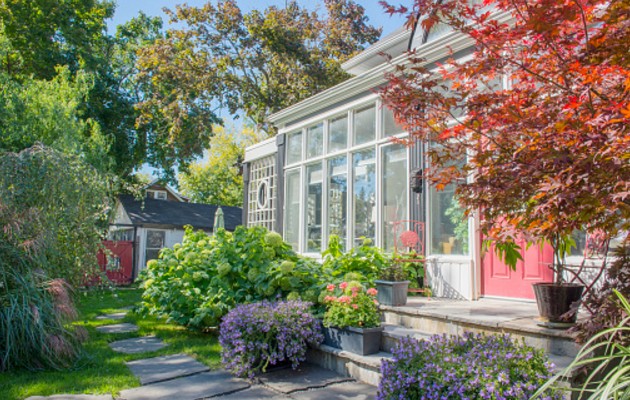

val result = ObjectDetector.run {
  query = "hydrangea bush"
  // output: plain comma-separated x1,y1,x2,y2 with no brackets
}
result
378,332,561,400
138,226,323,329
323,281,380,329
219,300,323,378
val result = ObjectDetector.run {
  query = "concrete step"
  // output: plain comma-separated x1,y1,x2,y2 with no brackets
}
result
306,344,391,387
380,303,580,358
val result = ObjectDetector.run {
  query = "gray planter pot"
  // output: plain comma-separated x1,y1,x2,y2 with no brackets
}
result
322,325,383,355
375,280,409,306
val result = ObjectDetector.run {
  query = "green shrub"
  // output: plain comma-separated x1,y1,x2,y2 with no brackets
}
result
139,226,324,329
322,235,390,286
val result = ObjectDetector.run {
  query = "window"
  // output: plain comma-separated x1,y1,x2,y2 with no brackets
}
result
353,149,376,246
145,230,166,264
286,131,303,165
353,105,376,145
382,145,408,250
284,169,301,251
305,164,323,252
383,107,403,137
306,123,323,158
430,184,468,255
327,156,347,250
328,115,348,153
148,190,168,200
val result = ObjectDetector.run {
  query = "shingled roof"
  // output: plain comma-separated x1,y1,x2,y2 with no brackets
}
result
118,195,242,231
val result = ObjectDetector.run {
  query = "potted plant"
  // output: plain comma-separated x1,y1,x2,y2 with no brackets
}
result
531,234,585,328
321,281,383,355
375,259,410,306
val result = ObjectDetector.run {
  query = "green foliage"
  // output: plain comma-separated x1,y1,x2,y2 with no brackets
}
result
136,0,381,133
322,282,380,329
139,226,325,329
322,235,391,285
535,290,630,400
0,145,114,371
0,144,114,285
445,195,469,254
178,127,263,206
0,0,114,79
0,68,110,171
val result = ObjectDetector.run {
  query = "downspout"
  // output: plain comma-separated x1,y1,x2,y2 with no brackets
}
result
132,226,138,282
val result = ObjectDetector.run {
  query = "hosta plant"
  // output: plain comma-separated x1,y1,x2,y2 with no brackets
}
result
219,300,323,379
378,332,560,400
322,282,380,329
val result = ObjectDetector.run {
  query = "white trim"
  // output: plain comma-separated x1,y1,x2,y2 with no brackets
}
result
244,137,277,162
341,27,412,75
145,179,185,202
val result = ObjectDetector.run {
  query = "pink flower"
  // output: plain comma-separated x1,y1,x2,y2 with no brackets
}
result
352,304,358,309
339,295,351,304
400,230,419,247
366,288,378,296
326,284,336,292
351,286,360,294
339,282,348,290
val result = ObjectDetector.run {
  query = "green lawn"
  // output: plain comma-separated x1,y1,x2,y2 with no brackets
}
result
0,287,221,400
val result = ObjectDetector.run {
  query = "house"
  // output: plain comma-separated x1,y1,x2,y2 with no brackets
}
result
107,180,242,281
241,23,591,301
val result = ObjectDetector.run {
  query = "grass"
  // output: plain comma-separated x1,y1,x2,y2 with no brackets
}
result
0,287,222,400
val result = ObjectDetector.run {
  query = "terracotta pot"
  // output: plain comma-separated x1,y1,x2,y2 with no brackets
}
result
532,282,584,325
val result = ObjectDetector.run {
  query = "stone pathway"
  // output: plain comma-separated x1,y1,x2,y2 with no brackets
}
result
28,309,377,400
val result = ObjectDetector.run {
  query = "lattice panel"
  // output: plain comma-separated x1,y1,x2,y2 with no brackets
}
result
247,155,276,231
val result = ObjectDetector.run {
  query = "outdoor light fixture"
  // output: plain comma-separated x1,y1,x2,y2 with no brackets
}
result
410,169,423,193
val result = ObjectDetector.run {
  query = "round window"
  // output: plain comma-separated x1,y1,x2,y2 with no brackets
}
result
257,179,269,209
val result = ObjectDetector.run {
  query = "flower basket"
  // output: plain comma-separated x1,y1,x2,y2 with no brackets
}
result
322,325,384,355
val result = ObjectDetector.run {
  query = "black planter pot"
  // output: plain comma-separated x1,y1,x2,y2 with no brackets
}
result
322,325,383,355
375,280,409,306
532,282,584,327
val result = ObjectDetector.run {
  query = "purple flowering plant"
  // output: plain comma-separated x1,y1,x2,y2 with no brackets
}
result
378,332,561,400
219,300,323,379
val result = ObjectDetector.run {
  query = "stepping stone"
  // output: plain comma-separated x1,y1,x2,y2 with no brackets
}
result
125,353,209,385
95,312,127,321
96,323,138,334
26,395,113,400
292,382,377,400
118,371,249,400
217,386,288,399
258,364,354,394
109,336,167,354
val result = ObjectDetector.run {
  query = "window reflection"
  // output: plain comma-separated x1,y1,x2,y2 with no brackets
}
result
353,149,376,246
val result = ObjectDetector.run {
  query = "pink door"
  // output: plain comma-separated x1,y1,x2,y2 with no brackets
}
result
481,238,554,299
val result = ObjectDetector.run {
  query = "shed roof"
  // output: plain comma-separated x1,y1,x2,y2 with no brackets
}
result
118,195,242,231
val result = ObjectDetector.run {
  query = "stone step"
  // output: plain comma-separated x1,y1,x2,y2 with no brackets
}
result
306,344,391,387
380,304,580,358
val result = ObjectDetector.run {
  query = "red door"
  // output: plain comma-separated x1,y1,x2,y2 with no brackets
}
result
97,240,134,285
481,239,554,299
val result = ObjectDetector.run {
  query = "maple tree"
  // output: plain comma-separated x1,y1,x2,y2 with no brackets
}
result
380,0,630,275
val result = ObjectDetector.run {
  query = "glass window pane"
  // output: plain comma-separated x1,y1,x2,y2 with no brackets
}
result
286,131,303,165
383,107,403,137
353,149,376,246
306,123,323,158
284,169,301,251
353,105,376,145
305,164,323,252
382,145,408,251
146,230,165,249
430,184,468,255
328,115,347,153
327,156,347,250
